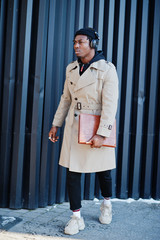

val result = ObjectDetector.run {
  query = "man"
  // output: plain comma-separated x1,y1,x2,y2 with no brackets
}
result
49,28,118,235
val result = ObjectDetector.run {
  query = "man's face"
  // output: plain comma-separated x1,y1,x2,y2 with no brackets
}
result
73,35,92,59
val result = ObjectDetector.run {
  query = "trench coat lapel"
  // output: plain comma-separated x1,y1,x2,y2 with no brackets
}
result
68,62,79,85
74,67,97,92
69,60,107,92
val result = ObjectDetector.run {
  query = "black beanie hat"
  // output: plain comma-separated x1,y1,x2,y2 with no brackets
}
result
74,27,99,40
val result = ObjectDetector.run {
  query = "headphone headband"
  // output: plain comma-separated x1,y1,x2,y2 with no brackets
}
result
94,31,100,40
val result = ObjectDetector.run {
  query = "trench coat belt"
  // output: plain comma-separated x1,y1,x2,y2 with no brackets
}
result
68,102,102,126
75,102,102,110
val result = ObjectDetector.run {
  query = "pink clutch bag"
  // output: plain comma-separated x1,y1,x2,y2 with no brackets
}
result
78,113,116,148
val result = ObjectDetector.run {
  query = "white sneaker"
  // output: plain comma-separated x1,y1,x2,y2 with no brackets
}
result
64,215,85,235
99,201,112,224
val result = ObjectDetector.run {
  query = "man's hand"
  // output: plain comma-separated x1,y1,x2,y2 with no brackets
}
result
48,126,59,143
88,134,106,148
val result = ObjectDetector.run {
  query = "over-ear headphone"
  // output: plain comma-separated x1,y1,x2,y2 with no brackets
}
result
90,30,100,49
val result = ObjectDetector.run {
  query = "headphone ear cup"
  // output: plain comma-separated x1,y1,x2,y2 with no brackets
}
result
90,39,98,48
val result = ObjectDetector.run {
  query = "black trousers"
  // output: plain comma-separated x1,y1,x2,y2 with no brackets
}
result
67,169,112,211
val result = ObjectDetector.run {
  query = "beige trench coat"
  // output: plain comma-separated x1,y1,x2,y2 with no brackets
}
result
52,59,118,173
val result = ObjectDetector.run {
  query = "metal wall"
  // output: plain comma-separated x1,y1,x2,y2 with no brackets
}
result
0,0,159,209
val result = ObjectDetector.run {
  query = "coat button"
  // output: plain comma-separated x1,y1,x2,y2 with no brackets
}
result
75,97,78,100
108,125,112,130
74,114,77,117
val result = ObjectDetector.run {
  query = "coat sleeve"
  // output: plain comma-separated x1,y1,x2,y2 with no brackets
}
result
96,64,119,137
52,69,71,127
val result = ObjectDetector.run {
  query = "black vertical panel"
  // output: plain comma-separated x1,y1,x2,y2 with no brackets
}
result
9,0,33,209
22,0,40,209
50,0,68,204
74,0,85,30
0,0,160,209
114,0,126,198
102,0,109,58
106,0,115,62
110,0,120,198
155,131,160,199
154,45,160,199
0,0,19,207
132,0,149,199
40,0,57,207
32,0,50,208
120,0,137,198
128,0,143,197
0,0,7,120
143,0,160,198
23,0,50,209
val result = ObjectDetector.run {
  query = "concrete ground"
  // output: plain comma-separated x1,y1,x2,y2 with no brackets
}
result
0,198,160,240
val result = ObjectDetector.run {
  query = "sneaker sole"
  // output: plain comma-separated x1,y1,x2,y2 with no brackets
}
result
64,229,79,235
99,217,112,224
79,225,85,230
64,226,85,235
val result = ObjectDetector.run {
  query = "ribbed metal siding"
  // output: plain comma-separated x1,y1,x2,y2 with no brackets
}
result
0,0,159,209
